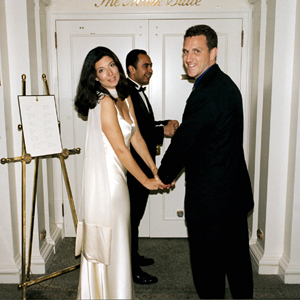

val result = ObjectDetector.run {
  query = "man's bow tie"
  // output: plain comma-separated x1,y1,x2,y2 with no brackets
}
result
138,86,146,92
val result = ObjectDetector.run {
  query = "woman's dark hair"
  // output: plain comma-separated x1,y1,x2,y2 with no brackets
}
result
184,24,218,52
74,46,129,117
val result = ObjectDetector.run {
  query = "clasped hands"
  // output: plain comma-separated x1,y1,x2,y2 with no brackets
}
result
155,174,174,190
145,167,175,191
164,120,179,137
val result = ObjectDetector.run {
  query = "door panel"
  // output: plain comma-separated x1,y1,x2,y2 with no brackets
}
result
56,18,243,237
149,19,243,237
56,20,148,236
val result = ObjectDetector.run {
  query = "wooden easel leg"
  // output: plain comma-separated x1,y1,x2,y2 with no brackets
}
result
59,154,78,230
26,157,39,281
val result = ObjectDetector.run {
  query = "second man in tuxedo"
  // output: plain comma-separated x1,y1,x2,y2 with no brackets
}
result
126,49,179,284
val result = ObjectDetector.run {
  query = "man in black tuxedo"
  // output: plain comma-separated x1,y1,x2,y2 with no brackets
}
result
158,25,254,299
126,49,179,284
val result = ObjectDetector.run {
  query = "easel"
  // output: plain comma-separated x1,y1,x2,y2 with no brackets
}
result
1,74,81,300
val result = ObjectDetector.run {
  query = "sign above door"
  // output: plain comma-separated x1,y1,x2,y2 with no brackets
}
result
94,0,202,7
47,0,253,12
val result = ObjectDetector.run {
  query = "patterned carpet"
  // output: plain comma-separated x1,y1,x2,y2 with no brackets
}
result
1,238,300,299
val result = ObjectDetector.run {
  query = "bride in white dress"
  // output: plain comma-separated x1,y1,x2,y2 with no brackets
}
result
74,47,166,299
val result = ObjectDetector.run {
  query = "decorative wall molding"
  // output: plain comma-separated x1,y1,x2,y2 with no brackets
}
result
250,0,267,271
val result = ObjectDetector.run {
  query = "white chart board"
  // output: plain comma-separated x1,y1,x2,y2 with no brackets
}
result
18,95,62,157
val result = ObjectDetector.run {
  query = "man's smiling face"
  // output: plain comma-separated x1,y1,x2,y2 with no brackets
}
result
182,35,217,79
130,54,153,86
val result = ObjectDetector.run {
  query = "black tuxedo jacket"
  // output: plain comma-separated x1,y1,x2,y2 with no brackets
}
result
127,78,168,178
158,64,254,221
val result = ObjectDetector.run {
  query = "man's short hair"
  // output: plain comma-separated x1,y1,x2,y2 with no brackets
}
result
126,49,147,75
184,25,218,51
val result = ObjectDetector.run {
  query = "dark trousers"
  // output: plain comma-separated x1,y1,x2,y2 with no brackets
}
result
127,173,149,272
187,212,253,299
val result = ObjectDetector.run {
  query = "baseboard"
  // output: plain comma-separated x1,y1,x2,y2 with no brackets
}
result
50,225,63,254
30,226,62,274
0,227,63,283
0,254,21,283
278,254,300,284
250,242,279,274
250,241,263,271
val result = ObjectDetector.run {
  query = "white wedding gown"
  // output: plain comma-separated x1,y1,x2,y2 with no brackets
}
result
76,90,136,299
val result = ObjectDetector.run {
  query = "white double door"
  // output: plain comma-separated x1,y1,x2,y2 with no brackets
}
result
56,18,243,237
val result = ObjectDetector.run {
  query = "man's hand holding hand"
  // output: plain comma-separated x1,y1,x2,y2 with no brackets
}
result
164,120,179,137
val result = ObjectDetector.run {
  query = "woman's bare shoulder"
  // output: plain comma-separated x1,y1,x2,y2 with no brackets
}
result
100,94,115,107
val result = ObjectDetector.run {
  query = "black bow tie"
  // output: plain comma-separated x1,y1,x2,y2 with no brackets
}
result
138,86,146,92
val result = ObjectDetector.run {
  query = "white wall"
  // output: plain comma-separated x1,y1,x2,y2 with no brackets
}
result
278,0,300,283
249,0,275,265
249,0,300,283
0,0,60,283
0,1,21,282
0,0,30,283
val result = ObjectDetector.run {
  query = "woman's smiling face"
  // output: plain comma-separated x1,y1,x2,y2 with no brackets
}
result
95,56,120,89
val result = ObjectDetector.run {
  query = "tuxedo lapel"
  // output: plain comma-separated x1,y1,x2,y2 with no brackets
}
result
127,79,154,122
140,91,154,119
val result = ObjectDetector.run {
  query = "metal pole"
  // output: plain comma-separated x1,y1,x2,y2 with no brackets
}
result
26,157,39,280
59,154,78,230
21,74,27,300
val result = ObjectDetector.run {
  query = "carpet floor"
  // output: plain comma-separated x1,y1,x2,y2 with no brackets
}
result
0,238,300,299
